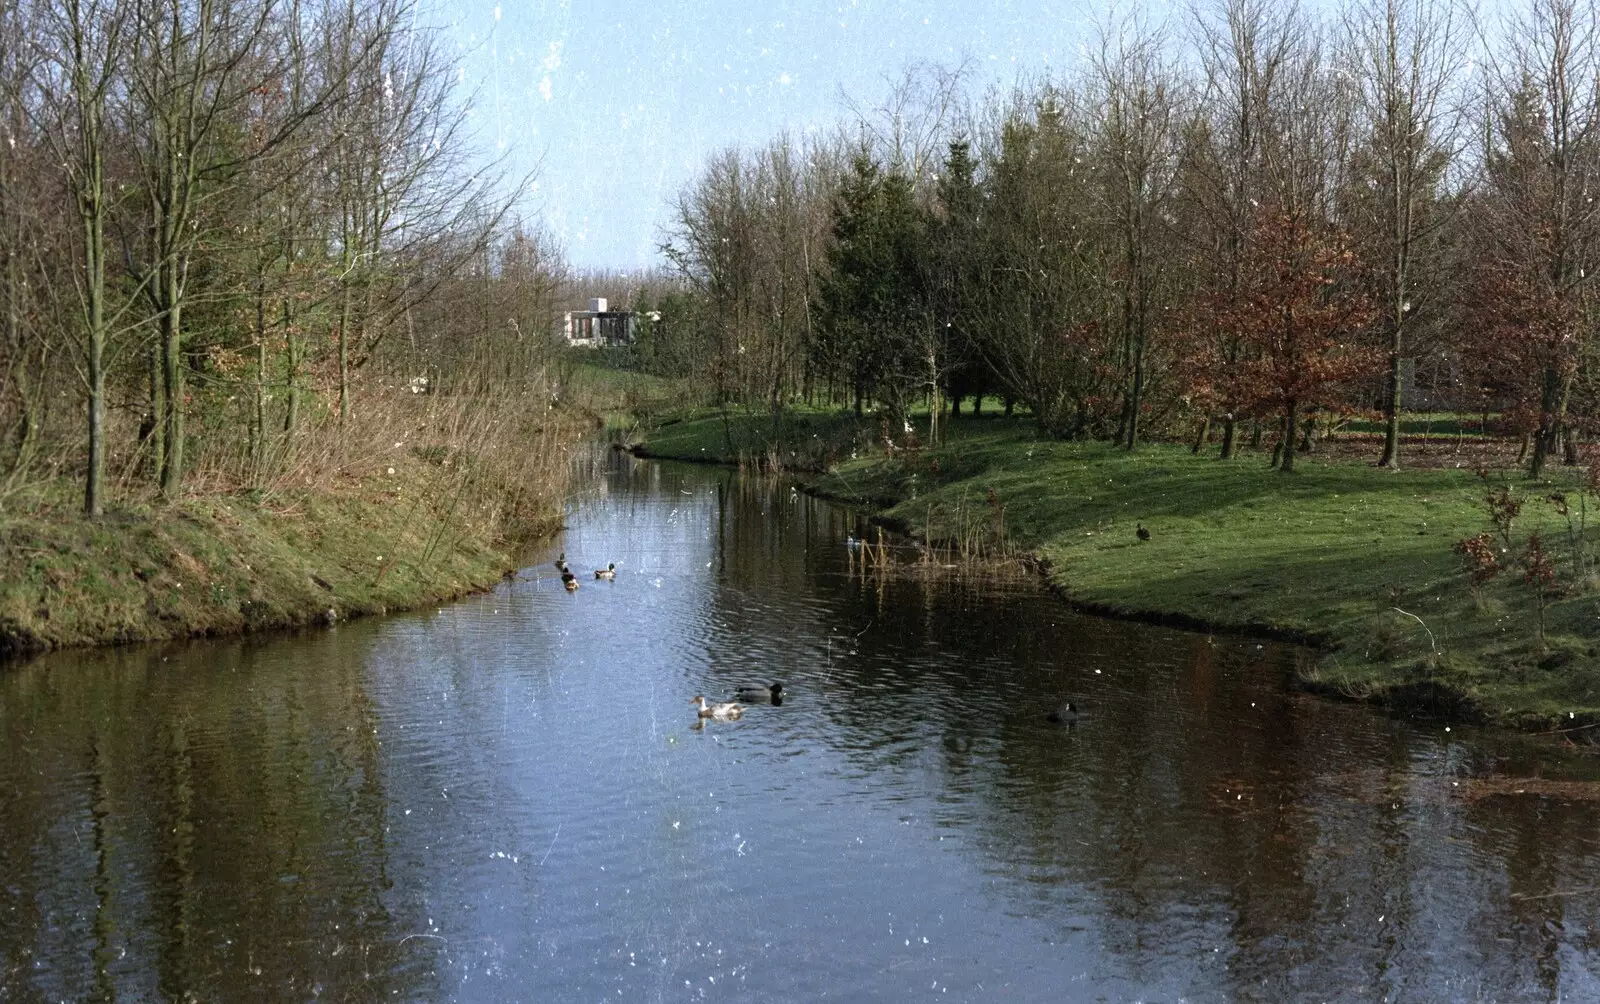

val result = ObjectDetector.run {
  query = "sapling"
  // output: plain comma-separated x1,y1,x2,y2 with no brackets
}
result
1486,484,1522,552
1546,491,1592,587
1451,532,1499,609
1520,532,1557,653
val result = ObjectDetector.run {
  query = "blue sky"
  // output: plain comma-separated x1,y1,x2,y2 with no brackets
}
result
442,0,1120,270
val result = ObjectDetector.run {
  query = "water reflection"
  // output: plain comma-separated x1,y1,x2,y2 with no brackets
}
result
2,449,1600,1001
0,634,424,1002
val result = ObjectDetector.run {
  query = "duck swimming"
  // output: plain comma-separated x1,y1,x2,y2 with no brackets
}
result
690,695,744,720
1046,701,1080,723
594,562,617,580
732,682,783,703
561,569,579,592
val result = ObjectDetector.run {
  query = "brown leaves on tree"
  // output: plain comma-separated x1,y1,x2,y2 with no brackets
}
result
1181,207,1378,467
1453,532,1501,588
1458,263,1579,437
1486,484,1522,550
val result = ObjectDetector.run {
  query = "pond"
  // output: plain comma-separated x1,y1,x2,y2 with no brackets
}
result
4,450,1600,1001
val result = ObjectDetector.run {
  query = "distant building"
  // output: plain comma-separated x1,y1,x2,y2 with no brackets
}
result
563,298,636,348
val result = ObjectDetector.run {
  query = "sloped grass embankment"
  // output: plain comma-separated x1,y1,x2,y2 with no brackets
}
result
0,377,593,659
636,409,1600,736
0,450,557,658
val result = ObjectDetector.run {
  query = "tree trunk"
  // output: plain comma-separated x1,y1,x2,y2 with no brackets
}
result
337,278,352,427
84,288,105,516
1192,415,1211,454
6,358,40,489
1528,365,1573,478
283,295,301,435
253,290,267,479
1125,326,1147,451
83,183,106,517
1220,415,1237,459
1379,338,1403,468
1280,401,1299,473
144,344,164,477
159,286,183,499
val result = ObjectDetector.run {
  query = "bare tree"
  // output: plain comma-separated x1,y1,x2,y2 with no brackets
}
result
966,90,1113,438
1477,0,1600,477
662,134,843,419
0,0,51,488
844,61,971,188
1186,0,1299,457
123,0,280,495
1089,15,1182,450
322,0,517,424
1341,0,1470,469
35,0,128,514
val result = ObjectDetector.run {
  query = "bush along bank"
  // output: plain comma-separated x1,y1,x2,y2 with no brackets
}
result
635,409,1600,741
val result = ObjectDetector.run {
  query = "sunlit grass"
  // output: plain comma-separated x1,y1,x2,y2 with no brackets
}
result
639,407,1600,730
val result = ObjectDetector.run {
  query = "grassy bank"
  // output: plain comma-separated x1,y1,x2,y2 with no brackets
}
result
565,359,691,430
1,380,587,660
0,453,530,656
633,408,1600,736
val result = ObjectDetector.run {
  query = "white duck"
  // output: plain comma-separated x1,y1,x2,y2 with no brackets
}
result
690,695,744,720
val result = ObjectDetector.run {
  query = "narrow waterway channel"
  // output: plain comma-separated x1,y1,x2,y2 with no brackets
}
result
4,450,1600,1001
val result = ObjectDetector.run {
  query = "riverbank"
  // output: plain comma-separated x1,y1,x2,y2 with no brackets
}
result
0,358,688,661
0,365,659,660
0,447,566,659
632,408,1600,738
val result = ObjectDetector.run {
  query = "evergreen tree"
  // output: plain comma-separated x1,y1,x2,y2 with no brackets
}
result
933,140,994,417
815,154,931,427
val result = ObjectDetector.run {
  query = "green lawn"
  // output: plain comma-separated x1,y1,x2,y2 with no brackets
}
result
1341,412,1495,438
639,408,1600,733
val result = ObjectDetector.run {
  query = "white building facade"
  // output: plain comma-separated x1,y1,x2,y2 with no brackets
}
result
563,298,637,348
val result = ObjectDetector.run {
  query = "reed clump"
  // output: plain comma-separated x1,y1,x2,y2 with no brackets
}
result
847,489,1030,586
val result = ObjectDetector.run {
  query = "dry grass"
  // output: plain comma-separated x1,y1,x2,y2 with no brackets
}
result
0,363,596,658
177,365,582,545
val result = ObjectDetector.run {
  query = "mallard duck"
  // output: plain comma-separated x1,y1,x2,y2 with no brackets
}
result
1136,524,1151,542
690,695,743,720
1046,701,1080,723
732,682,783,703
594,562,616,580
554,551,567,570
561,569,579,592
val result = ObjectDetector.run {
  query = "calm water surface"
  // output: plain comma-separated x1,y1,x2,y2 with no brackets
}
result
5,452,1600,1002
